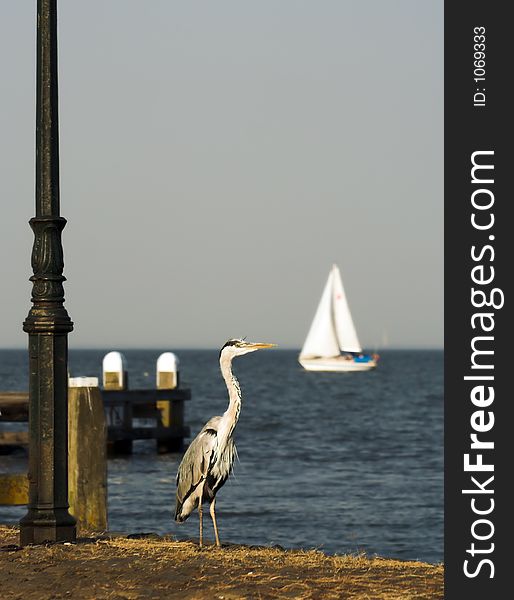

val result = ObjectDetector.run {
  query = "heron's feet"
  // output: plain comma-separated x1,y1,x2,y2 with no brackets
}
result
196,540,220,550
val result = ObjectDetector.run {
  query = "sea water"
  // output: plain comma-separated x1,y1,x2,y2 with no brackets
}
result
0,349,442,563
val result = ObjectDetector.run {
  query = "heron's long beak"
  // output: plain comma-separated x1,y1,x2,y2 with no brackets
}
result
246,342,276,350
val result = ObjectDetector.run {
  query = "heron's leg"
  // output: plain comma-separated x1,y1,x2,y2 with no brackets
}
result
198,487,204,548
209,498,221,547
198,504,203,548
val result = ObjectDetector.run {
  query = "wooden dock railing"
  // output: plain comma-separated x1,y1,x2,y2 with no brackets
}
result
0,387,190,455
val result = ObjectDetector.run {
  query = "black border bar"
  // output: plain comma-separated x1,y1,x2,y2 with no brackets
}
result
445,3,511,596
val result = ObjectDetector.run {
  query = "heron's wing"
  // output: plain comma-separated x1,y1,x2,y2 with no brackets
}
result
208,434,236,494
175,417,221,508
202,415,222,433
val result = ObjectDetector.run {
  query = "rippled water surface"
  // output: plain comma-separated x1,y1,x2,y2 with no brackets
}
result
0,349,442,562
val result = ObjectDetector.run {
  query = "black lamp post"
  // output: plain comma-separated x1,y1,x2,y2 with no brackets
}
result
19,0,76,545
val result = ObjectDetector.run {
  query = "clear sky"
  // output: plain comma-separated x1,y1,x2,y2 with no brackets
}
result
0,1,442,350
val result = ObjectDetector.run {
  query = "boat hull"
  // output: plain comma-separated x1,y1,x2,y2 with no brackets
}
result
299,356,377,372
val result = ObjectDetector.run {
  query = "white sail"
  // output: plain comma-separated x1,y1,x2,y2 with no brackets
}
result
331,265,362,353
299,269,340,359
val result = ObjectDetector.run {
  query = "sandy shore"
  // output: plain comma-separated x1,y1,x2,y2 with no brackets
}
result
0,525,443,599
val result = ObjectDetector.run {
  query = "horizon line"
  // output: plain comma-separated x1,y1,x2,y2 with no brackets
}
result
0,345,443,351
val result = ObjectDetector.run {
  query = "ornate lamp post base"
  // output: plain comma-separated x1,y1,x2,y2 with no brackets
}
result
20,509,76,546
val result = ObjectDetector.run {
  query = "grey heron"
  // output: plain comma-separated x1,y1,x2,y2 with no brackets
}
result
174,338,275,547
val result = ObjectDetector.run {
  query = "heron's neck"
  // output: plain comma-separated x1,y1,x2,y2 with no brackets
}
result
220,354,241,434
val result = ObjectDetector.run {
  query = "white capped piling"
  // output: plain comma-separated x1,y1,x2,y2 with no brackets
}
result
102,351,128,390
156,352,179,389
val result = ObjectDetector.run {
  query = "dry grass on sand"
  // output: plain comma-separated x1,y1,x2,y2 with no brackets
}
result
0,525,443,599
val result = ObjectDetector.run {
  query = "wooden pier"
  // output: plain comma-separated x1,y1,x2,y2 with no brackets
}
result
103,387,191,453
0,387,191,455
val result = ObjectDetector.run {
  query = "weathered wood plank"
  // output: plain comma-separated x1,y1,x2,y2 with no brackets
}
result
0,473,29,505
0,431,29,445
0,392,29,402
102,389,191,402
0,392,29,422
108,425,189,441
132,405,162,419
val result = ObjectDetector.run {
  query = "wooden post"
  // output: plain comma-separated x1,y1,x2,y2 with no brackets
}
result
68,378,107,533
103,352,132,454
156,352,183,453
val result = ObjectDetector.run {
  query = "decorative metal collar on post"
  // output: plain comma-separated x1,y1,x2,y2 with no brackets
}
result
19,0,76,545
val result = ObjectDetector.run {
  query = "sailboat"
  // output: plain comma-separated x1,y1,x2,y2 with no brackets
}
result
299,264,378,372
